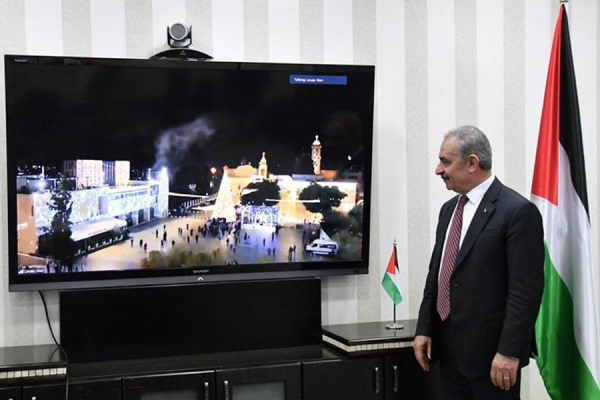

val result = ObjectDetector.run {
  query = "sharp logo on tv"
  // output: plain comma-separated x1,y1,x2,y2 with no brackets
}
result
4,55,375,291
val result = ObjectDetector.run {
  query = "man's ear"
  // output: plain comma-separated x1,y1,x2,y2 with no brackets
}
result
467,154,480,172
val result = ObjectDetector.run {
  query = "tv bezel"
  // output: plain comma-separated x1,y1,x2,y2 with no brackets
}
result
4,54,375,292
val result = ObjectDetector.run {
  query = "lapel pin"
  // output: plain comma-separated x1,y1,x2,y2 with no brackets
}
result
484,208,488,213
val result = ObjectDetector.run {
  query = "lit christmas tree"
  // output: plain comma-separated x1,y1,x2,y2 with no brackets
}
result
212,168,237,221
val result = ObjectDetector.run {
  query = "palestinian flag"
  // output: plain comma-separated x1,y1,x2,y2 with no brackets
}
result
531,5,600,399
381,243,402,305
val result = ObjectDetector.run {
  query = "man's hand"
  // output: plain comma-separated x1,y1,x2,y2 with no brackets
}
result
413,335,432,372
490,352,519,390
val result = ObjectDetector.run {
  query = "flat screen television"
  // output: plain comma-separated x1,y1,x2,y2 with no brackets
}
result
4,55,375,291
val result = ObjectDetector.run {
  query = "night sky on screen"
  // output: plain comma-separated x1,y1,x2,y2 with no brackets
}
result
8,60,373,185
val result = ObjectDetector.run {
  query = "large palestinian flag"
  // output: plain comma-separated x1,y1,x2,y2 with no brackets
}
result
531,5,600,399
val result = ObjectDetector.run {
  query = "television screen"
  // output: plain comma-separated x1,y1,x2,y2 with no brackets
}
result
4,55,375,291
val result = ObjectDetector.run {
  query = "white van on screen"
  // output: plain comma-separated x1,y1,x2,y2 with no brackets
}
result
304,239,338,256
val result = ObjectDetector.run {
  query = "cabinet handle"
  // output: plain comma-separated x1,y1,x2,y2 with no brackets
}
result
224,380,230,400
393,365,399,392
374,366,380,394
204,381,210,399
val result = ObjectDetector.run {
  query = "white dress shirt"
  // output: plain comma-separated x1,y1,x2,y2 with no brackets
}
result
439,174,495,281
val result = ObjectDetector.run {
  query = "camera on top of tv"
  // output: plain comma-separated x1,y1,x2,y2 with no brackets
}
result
168,23,192,48
151,23,213,61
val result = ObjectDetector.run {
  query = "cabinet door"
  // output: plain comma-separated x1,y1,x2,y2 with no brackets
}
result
69,378,122,400
123,371,214,400
385,353,442,400
22,379,122,400
215,363,301,400
0,387,20,400
21,383,65,399
303,358,384,400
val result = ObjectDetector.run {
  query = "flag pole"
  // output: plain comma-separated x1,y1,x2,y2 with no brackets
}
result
385,303,404,330
385,238,404,330
560,0,570,17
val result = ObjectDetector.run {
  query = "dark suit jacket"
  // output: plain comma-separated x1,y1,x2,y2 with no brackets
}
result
416,178,544,377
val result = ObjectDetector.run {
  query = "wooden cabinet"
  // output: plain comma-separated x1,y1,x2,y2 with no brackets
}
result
120,363,302,400
303,357,384,400
384,353,441,400
123,371,213,400
1,320,441,400
0,386,20,400
4,349,441,400
70,378,122,400
303,351,441,400
320,320,441,400
21,383,64,400
21,378,121,400
215,363,301,400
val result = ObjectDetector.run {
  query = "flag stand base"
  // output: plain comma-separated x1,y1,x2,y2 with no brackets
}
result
385,322,404,330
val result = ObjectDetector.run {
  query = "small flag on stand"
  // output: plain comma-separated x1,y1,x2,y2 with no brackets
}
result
382,242,403,305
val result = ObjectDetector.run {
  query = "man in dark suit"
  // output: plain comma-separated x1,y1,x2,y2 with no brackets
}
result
414,125,544,399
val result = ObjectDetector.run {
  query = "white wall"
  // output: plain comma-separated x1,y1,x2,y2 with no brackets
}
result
2,1,600,399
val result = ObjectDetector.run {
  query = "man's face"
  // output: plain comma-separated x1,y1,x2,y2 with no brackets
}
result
435,137,471,194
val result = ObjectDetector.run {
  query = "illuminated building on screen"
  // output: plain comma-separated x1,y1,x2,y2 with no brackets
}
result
16,160,169,256
212,137,358,226
63,159,104,189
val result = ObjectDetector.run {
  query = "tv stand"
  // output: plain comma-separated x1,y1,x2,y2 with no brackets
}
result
0,323,441,400
0,280,445,399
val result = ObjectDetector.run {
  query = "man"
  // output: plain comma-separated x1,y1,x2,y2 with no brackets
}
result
414,125,544,399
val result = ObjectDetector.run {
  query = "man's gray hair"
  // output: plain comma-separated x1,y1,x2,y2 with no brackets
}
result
444,125,492,171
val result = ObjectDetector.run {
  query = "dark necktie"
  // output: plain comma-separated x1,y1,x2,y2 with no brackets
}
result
437,195,469,321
